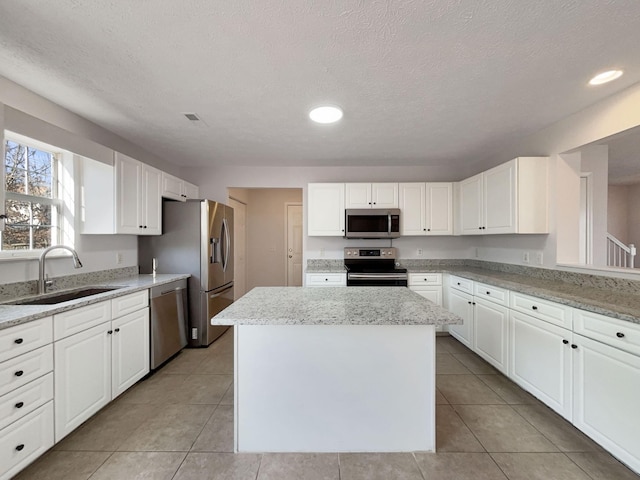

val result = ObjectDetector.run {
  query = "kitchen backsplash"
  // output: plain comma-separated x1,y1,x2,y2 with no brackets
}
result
0,266,139,301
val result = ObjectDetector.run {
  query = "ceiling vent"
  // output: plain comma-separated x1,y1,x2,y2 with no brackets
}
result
183,112,201,121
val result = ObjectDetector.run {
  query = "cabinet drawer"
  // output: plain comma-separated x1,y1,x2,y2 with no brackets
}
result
510,292,572,329
408,273,442,286
0,317,53,363
574,309,640,356
0,373,53,431
474,282,509,306
0,401,54,480
306,273,346,287
449,275,473,294
0,345,53,397
54,301,111,340
112,290,149,318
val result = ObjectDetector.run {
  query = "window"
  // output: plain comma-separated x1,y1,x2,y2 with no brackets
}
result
1,136,62,251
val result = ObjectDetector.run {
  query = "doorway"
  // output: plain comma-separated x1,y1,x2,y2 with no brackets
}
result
579,174,593,265
228,197,247,300
286,203,303,286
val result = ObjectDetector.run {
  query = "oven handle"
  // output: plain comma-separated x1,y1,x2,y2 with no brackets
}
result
388,213,391,235
348,273,408,280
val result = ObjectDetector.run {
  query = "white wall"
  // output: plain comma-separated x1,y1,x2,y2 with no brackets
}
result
608,185,629,244
580,145,608,266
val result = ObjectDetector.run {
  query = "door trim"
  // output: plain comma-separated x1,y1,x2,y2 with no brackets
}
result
285,202,303,286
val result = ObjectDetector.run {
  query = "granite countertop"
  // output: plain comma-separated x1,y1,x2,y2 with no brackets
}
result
212,286,462,326
0,274,190,330
306,264,347,273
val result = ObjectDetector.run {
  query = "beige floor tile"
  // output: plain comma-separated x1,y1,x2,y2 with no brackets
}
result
117,372,189,404
158,348,210,375
491,452,592,480
191,404,234,452
436,375,506,405
437,336,471,354
436,405,485,452
414,452,508,480
199,350,234,374
257,453,339,480
118,403,215,451
220,382,234,405
513,404,602,452
168,374,233,404
452,353,499,374
339,452,424,480
436,353,472,374
54,402,159,451
454,405,558,453
89,452,186,480
173,453,261,480
435,337,453,353
477,374,540,405
435,388,449,405
13,451,111,480
566,452,640,480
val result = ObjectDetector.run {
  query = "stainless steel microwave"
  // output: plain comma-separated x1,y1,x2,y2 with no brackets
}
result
345,209,401,239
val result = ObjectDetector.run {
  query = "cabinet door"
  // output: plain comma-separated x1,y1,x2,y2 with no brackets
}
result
141,166,162,235
372,183,398,208
345,183,371,208
474,298,509,375
399,183,425,235
307,183,345,236
161,172,185,201
425,183,453,235
115,153,142,234
510,311,572,419
484,159,517,234
54,323,111,442
573,334,640,474
112,308,150,399
183,181,199,200
459,173,483,234
411,287,445,332
447,289,474,349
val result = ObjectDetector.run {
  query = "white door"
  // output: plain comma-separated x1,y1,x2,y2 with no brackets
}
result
447,289,474,349
425,183,453,235
372,183,399,208
111,309,150,399
399,183,425,235
115,153,142,234
228,198,247,300
54,323,111,442
459,173,483,234
579,175,592,264
473,298,509,375
345,183,372,208
307,183,345,236
483,159,517,234
141,165,162,235
286,204,303,286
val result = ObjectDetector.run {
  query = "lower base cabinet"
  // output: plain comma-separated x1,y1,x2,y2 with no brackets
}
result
510,311,573,420
573,334,640,474
447,289,474,349
111,309,150,399
474,298,509,375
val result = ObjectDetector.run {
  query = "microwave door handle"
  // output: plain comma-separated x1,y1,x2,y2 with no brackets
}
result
388,213,392,235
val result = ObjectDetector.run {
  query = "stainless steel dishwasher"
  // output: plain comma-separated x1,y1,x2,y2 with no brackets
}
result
150,279,188,369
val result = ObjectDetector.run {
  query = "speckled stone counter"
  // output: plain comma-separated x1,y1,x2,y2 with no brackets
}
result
212,286,461,326
0,274,190,330
305,260,346,273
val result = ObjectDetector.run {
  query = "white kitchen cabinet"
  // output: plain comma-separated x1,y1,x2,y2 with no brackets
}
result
307,183,345,236
161,172,200,201
572,333,640,474
399,183,453,235
447,288,474,349
459,157,548,235
510,310,573,419
80,153,162,235
409,273,444,332
474,297,509,375
345,183,398,208
305,273,346,287
111,308,150,398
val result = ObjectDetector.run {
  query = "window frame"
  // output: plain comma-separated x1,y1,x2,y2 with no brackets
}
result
1,131,67,259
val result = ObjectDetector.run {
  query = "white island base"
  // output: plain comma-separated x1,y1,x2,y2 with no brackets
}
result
234,324,435,452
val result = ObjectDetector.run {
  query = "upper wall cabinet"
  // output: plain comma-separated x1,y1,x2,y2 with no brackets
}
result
459,157,549,235
345,183,398,209
161,172,200,202
399,183,453,236
81,153,162,235
308,183,345,236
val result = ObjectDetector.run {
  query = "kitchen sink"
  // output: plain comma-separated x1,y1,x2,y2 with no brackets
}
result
8,287,123,305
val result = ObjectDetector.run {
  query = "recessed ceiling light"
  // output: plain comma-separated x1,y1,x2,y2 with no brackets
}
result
588,70,623,86
309,106,343,124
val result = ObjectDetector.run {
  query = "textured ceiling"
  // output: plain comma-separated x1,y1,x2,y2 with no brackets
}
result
0,1,640,171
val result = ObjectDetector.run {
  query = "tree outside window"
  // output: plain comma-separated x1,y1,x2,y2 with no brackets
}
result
2,139,60,250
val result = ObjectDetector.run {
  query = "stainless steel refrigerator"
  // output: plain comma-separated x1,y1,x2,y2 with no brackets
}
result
139,199,233,347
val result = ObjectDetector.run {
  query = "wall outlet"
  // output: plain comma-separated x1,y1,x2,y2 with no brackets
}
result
319,248,325,257
417,248,423,256
116,252,123,264
191,328,198,340
536,252,544,265
522,252,530,264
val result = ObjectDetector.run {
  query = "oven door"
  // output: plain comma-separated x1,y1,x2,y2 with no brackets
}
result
345,209,400,239
347,273,408,287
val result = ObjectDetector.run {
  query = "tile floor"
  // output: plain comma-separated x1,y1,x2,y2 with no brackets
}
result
14,331,640,480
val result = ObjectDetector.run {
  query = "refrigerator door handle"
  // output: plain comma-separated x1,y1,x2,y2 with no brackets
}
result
223,218,231,272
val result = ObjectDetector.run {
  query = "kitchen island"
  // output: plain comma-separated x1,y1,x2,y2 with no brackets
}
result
212,286,462,453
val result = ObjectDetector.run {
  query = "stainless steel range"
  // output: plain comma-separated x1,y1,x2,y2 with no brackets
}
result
344,247,408,286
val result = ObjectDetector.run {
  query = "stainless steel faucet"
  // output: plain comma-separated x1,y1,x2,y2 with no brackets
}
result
38,245,83,294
